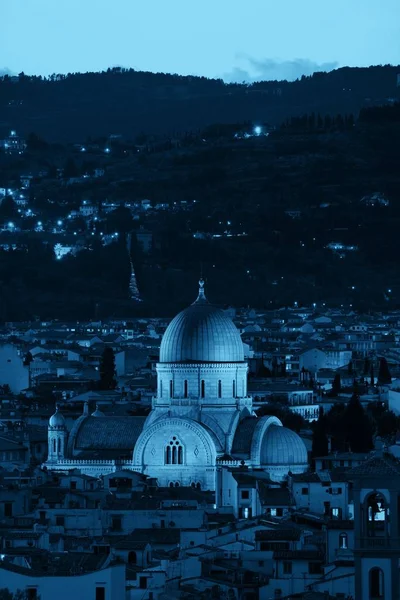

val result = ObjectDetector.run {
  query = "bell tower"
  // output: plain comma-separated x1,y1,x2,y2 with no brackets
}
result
350,454,400,600
47,405,67,462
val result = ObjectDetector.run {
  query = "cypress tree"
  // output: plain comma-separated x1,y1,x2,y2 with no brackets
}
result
99,347,117,390
332,373,341,397
347,360,353,375
378,357,391,384
312,408,329,458
343,382,373,452
363,357,371,375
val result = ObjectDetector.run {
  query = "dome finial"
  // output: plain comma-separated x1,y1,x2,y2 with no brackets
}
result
194,277,208,304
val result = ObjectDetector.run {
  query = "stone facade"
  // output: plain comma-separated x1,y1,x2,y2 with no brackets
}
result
44,281,309,490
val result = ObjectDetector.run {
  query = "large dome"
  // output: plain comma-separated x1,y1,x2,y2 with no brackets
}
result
260,424,308,465
159,279,244,363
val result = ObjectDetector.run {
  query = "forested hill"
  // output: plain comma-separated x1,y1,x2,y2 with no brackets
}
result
0,65,399,142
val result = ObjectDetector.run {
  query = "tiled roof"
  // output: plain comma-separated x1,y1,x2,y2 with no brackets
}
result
128,528,180,545
4,531,41,540
346,453,400,478
114,539,150,550
0,551,108,576
273,550,324,560
258,485,293,506
75,416,146,450
256,528,300,541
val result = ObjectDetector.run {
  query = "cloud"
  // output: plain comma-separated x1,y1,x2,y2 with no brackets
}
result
223,56,339,83
0,67,15,76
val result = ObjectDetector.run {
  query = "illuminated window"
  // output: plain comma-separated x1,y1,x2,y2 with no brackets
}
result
165,437,184,465
339,532,348,549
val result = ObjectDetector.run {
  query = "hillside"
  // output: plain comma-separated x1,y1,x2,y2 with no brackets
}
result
1,101,400,320
0,65,399,142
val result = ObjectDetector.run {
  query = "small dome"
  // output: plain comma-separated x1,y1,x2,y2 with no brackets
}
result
92,404,105,417
261,424,308,465
49,406,65,428
159,279,244,363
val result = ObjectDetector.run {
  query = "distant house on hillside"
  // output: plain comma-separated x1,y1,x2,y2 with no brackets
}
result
360,192,389,207
2,130,27,154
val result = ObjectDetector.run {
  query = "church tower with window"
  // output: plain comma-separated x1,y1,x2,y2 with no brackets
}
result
349,454,400,600
47,405,66,462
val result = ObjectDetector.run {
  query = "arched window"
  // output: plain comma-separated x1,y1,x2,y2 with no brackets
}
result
339,532,348,549
196,482,201,490
53,439,56,452
57,438,61,453
184,380,188,398
218,380,222,398
201,380,205,398
128,551,137,564
175,482,180,487
369,567,384,599
233,380,236,397
169,482,174,488
169,380,173,398
165,437,184,465
365,492,388,538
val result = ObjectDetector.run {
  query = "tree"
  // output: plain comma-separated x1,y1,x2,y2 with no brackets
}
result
23,351,33,366
378,357,391,384
63,157,79,178
363,357,371,375
0,195,18,221
347,360,354,375
343,383,374,452
99,347,117,390
26,132,48,151
0,590,36,600
332,373,341,397
312,408,329,457
256,402,306,432
376,410,399,438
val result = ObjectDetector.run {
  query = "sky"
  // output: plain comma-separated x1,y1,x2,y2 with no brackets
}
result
1,0,400,82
